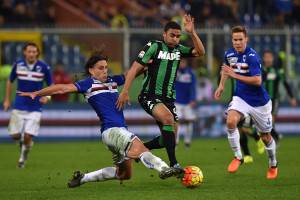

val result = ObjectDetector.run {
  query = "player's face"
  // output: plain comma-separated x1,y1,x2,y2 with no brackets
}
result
89,60,108,82
232,32,248,53
23,45,39,64
263,52,274,67
163,28,181,48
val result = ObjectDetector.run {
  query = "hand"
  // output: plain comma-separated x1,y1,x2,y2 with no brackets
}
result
183,14,195,34
17,91,37,100
116,90,130,110
39,96,50,104
222,65,236,78
214,86,224,100
289,98,298,107
3,99,10,111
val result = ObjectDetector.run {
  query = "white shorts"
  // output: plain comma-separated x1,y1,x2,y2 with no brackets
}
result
8,109,42,137
227,96,272,133
101,127,138,165
175,103,196,121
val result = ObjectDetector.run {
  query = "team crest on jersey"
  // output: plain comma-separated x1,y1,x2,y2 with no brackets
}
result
157,51,180,60
243,55,246,62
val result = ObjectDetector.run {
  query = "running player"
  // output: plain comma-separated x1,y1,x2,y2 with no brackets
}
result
174,58,197,148
19,50,180,188
214,26,278,179
116,14,205,170
3,42,52,168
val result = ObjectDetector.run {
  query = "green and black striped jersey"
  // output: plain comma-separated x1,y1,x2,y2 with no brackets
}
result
135,40,194,99
262,66,294,100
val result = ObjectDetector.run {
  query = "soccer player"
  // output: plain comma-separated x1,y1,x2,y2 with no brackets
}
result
262,50,297,142
214,26,278,179
174,58,197,148
3,42,52,168
116,14,205,170
19,51,179,188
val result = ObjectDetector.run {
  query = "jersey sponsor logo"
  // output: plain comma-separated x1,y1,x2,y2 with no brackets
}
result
227,57,238,64
157,51,180,60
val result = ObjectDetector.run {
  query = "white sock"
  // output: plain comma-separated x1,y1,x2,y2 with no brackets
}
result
227,128,243,160
139,151,169,172
81,167,117,183
184,123,193,145
19,142,33,163
265,138,277,167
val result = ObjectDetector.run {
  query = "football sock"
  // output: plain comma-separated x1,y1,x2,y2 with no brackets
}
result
161,125,178,166
227,128,243,160
265,138,277,167
144,136,164,150
19,142,33,163
81,167,117,183
240,132,250,156
139,151,169,172
184,122,193,145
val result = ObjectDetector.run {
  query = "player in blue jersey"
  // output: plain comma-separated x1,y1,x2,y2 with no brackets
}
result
19,50,180,188
3,42,53,168
214,26,278,179
174,58,197,148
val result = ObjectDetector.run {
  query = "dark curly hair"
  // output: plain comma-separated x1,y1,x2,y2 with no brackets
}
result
84,48,108,76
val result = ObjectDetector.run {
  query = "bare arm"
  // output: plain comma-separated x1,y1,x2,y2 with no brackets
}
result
183,14,205,57
214,69,228,100
3,80,12,111
222,65,261,86
18,84,78,99
116,61,145,110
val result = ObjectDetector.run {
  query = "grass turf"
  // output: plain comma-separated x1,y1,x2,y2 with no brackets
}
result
0,137,299,200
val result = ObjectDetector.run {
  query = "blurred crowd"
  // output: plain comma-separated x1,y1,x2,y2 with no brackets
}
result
1,0,300,28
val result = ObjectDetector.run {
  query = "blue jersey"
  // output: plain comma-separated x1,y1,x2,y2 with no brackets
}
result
175,67,196,104
10,59,52,112
224,47,270,107
74,75,127,133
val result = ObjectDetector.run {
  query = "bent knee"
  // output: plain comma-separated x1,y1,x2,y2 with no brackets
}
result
160,114,174,125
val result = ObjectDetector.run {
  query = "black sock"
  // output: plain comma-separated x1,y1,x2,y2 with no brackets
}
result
161,125,177,166
240,132,251,156
144,136,164,150
271,128,279,142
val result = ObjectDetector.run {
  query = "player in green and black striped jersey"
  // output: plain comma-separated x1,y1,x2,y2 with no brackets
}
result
117,14,205,170
262,50,297,142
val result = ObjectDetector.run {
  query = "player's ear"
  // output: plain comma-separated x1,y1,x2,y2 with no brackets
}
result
88,67,94,76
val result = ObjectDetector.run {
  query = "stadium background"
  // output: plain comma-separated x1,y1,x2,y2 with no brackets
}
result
0,0,300,140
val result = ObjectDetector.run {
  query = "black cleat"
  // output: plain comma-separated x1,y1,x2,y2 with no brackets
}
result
159,167,176,179
18,161,25,168
67,171,84,188
172,163,185,178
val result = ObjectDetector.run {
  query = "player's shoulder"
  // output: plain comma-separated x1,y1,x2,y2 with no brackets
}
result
245,47,258,57
14,59,25,65
224,48,235,57
36,60,51,69
146,40,161,47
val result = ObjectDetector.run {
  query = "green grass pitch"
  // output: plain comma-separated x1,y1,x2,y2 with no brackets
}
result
0,137,299,200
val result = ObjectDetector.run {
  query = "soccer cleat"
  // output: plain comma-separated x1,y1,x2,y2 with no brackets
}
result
256,139,265,154
244,155,253,164
172,163,185,178
267,166,278,179
227,157,243,173
68,171,84,188
18,161,25,168
159,167,176,179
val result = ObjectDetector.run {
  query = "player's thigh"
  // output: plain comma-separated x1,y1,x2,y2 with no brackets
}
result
8,109,26,135
250,101,272,133
116,159,132,180
24,111,42,137
182,105,196,121
175,103,184,119
102,127,137,164
152,103,175,124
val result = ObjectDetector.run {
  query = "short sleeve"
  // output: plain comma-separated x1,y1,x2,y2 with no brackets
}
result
74,78,93,93
112,74,125,86
135,41,158,65
178,44,194,58
223,52,229,65
43,64,53,86
247,54,261,76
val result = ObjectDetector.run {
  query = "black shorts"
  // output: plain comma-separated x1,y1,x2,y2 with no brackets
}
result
138,93,178,122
